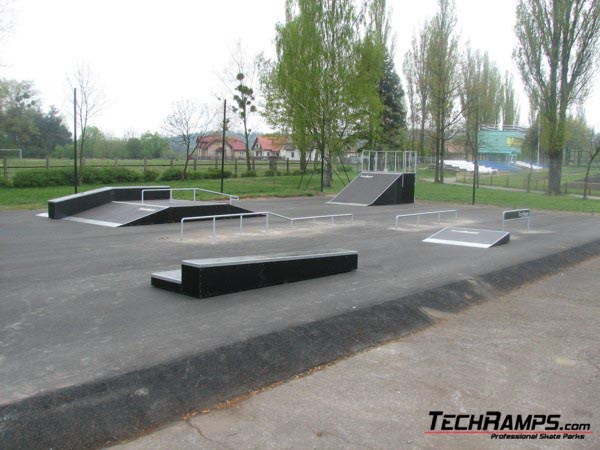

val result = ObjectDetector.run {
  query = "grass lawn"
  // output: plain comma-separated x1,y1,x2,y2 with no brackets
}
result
1,174,599,214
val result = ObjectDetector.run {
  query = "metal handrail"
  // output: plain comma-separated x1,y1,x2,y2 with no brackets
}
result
395,210,458,229
141,188,239,205
180,212,353,240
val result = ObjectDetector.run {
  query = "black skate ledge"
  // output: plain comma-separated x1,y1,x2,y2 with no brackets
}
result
152,249,359,298
2,239,600,450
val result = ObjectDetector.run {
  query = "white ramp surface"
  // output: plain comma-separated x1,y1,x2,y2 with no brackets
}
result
424,227,510,248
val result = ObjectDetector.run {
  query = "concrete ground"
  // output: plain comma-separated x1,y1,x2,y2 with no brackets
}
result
1,195,599,448
112,255,600,450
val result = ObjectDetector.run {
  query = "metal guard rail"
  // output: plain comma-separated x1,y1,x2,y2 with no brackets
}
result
180,212,353,240
141,188,239,205
395,210,458,229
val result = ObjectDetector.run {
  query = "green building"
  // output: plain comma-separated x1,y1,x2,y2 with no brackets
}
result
479,126,526,162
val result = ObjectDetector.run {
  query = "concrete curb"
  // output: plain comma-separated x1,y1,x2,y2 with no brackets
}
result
2,239,600,450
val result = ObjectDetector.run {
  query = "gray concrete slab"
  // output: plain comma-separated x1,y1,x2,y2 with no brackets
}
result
112,255,600,450
1,196,599,405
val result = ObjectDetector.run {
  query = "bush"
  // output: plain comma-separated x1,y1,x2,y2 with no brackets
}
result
143,169,159,182
264,169,281,177
13,169,73,188
160,168,183,181
203,168,232,179
240,170,257,178
291,169,305,176
0,177,12,188
81,167,142,184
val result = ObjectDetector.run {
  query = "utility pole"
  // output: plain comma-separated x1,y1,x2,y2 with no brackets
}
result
220,99,227,193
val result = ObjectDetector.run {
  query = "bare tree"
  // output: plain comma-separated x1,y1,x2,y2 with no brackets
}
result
514,0,600,195
67,63,107,169
220,41,259,172
163,100,216,179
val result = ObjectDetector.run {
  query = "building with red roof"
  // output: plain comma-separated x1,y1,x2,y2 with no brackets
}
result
194,135,248,160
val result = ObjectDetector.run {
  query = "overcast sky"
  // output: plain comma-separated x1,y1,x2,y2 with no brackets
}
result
2,0,600,136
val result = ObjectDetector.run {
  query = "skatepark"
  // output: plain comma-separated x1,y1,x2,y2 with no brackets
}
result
1,152,600,448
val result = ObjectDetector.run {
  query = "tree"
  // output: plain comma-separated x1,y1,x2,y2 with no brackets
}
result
502,72,520,126
232,72,257,171
34,106,71,157
68,63,107,170
379,52,407,150
0,79,39,150
140,132,170,158
403,23,432,157
460,50,504,161
163,99,216,179
514,0,600,195
264,0,385,189
427,0,461,183
582,132,600,199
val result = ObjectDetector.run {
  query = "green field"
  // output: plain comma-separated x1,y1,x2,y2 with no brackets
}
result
1,173,599,214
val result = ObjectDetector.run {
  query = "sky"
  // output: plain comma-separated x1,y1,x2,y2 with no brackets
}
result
1,0,600,137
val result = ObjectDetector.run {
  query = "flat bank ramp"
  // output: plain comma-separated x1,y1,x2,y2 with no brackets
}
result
328,173,402,206
63,202,168,227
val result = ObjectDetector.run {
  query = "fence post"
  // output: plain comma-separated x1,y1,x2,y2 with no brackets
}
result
82,157,86,169
234,158,238,175
170,158,174,168
287,158,290,173
46,158,50,170
144,158,148,172
3,158,7,179
252,157,256,171
193,158,197,172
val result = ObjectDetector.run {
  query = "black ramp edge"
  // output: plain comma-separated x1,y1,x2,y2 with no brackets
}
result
2,239,599,450
329,173,401,205
48,186,170,219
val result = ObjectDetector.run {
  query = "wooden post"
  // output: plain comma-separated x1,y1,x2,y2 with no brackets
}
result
46,158,50,169
3,158,7,179
170,158,174,168
234,158,238,175
193,158,197,172
287,158,290,173
144,158,148,172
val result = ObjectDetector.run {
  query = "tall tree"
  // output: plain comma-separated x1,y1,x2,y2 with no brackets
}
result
403,23,431,157
163,100,216,179
460,50,504,161
427,0,461,183
502,72,520,126
265,0,385,189
379,52,407,150
34,106,71,157
514,0,600,195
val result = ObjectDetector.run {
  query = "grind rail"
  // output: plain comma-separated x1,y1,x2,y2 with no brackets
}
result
180,211,353,240
141,188,239,205
395,210,458,229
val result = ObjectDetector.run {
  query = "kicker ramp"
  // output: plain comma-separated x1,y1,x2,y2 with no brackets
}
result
328,172,415,206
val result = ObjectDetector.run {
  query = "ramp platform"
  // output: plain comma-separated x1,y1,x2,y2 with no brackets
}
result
328,172,415,206
328,151,417,206
48,186,252,227
423,227,510,248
